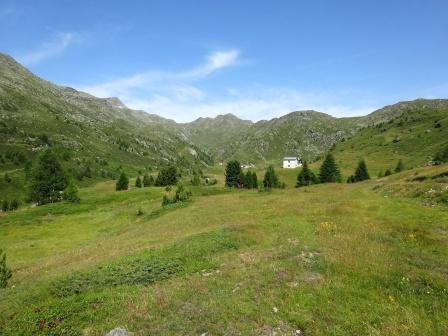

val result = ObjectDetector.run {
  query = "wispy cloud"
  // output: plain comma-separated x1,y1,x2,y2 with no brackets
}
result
80,49,240,98
18,32,81,66
76,49,375,122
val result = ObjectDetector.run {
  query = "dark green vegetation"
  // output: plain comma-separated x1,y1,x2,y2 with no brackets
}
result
0,164,447,335
0,248,12,288
263,165,281,188
115,172,129,191
347,159,370,183
296,161,318,187
155,166,178,186
318,153,341,183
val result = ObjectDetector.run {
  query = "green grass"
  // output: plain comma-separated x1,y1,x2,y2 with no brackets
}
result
0,166,447,335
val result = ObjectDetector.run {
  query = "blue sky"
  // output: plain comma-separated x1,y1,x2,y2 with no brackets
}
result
1,0,447,122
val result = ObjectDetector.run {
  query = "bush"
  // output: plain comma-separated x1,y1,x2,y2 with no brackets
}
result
0,248,12,288
434,146,448,165
395,159,405,173
384,169,392,176
116,172,129,191
162,184,192,206
9,199,19,211
63,182,80,203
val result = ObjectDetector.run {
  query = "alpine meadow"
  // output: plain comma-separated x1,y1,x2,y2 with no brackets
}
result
1,1,448,335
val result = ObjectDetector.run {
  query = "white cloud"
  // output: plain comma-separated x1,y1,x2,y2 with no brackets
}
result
18,32,81,65
76,49,376,122
79,49,240,98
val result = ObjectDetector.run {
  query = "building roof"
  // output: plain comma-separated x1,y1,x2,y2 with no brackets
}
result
283,157,297,160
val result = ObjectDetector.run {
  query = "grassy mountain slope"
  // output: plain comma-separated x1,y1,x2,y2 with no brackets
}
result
330,99,448,176
1,165,447,335
178,113,252,157
0,53,212,184
220,111,363,163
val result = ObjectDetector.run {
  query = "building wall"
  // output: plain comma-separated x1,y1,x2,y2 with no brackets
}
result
283,159,300,168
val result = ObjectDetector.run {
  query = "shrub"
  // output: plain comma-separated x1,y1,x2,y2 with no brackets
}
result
9,199,19,211
0,248,12,288
63,181,80,203
116,172,129,191
162,184,192,206
384,169,392,176
395,159,405,173
137,207,144,216
191,171,201,186
434,146,448,165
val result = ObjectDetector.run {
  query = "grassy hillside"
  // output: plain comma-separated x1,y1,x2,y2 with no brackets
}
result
0,165,447,335
330,102,448,176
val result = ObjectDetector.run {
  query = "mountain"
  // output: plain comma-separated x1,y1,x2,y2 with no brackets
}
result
218,111,363,163
1,52,447,181
178,114,252,157
330,99,448,175
0,53,212,179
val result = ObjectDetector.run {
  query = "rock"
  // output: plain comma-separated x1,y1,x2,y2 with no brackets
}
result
105,327,132,336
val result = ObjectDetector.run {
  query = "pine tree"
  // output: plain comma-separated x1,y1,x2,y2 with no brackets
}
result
237,171,246,188
155,166,178,186
116,172,129,191
135,176,142,188
225,160,242,187
296,161,318,187
245,171,253,188
263,165,280,188
63,181,80,203
0,248,12,288
353,159,370,182
143,173,152,187
29,150,69,205
319,153,341,183
252,171,258,189
1,200,8,212
395,159,405,173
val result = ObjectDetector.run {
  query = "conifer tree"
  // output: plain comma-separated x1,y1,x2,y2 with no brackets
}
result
263,165,280,188
0,248,12,288
252,171,258,189
29,150,69,205
135,176,142,188
245,171,253,188
319,153,341,183
296,161,318,187
116,172,129,191
395,159,405,173
237,171,246,188
155,166,178,186
225,160,242,187
353,159,370,182
143,173,152,187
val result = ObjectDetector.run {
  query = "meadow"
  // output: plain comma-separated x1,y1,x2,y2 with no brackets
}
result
0,164,447,335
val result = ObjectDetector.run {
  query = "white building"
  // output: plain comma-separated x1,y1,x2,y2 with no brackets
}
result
282,157,301,168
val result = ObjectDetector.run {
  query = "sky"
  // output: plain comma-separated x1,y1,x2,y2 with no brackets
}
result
0,0,447,122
